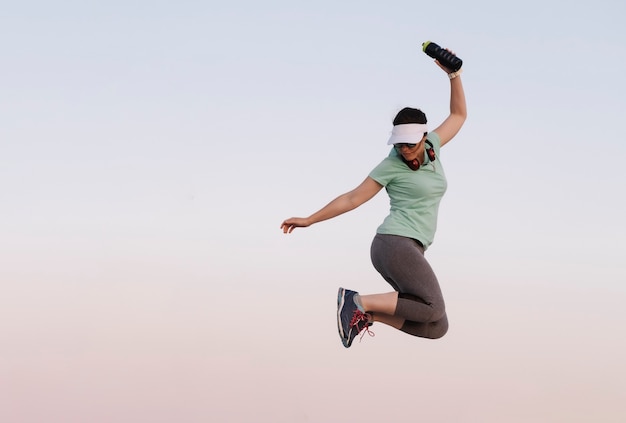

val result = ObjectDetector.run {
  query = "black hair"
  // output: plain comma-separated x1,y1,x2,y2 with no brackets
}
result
392,107,427,126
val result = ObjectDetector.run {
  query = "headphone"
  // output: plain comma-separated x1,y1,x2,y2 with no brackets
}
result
402,140,436,171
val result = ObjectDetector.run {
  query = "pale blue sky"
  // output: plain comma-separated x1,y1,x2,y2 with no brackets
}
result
1,1,625,422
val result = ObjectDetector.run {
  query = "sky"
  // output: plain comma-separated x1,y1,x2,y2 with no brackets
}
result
1,1,625,422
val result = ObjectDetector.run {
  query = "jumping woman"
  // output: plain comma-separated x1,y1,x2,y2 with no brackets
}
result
281,47,467,348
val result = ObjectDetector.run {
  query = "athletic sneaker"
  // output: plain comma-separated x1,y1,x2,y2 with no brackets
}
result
337,287,374,348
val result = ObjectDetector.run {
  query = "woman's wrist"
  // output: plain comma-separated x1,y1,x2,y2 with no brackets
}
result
448,69,463,80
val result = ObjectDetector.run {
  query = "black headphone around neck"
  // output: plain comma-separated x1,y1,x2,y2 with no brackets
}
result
402,140,436,171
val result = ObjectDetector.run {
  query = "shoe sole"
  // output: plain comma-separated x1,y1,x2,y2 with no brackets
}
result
337,287,347,345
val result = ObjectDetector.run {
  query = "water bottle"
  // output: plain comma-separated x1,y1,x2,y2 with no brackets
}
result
422,41,463,72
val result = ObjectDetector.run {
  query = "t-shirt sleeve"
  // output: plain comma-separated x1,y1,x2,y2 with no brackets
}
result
428,132,442,156
368,157,397,187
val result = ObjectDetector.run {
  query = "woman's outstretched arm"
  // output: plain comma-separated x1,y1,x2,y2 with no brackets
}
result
281,176,383,234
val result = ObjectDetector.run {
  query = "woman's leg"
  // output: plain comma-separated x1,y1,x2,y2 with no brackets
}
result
366,234,449,339
359,292,398,316
361,308,448,339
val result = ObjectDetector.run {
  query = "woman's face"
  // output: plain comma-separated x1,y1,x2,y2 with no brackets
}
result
394,137,425,162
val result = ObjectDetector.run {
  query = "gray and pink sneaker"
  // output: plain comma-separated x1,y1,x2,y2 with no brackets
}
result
336,287,374,348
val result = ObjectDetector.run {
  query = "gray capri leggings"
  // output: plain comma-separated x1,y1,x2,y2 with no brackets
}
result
370,233,448,339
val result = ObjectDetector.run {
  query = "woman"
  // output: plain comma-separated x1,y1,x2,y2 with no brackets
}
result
281,49,467,348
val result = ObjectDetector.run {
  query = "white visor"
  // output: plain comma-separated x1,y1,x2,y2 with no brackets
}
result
387,123,428,145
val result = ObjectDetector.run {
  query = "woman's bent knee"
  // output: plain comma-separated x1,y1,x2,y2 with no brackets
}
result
428,319,448,339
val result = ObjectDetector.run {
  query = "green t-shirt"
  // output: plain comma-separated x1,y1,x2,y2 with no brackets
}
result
368,132,447,250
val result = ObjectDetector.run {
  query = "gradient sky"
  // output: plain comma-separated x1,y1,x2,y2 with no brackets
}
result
1,1,625,422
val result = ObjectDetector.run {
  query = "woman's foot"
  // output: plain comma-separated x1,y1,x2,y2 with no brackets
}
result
337,288,374,348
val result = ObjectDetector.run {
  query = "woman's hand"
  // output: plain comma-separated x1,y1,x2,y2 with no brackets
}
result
280,217,311,234
434,48,456,74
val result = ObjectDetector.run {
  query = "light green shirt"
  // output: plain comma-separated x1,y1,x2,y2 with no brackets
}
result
368,132,447,250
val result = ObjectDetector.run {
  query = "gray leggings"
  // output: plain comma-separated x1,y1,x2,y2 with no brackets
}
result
370,233,448,339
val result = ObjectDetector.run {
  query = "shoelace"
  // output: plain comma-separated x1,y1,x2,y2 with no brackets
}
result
350,310,375,342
